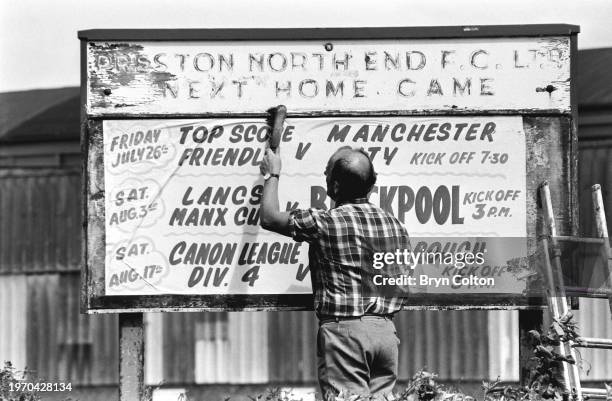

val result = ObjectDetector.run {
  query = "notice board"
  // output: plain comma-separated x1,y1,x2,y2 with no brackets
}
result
80,25,579,312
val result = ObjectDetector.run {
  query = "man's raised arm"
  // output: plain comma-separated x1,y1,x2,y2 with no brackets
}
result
259,148,291,237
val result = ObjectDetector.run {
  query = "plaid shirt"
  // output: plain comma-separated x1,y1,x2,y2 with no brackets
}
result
289,198,410,317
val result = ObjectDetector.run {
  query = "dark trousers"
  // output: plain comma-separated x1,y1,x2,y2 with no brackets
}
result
317,316,399,400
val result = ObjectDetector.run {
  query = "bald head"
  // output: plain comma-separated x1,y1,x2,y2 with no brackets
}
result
326,147,377,201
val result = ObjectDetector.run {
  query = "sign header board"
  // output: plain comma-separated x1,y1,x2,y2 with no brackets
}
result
85,36,571,116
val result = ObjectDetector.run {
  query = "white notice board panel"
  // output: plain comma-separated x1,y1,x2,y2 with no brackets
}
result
102,116,527,296
86,37,570,116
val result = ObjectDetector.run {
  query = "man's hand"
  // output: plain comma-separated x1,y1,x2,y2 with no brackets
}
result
260,147,282,176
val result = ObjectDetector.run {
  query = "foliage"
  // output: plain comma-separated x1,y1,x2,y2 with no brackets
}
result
0,361,39,401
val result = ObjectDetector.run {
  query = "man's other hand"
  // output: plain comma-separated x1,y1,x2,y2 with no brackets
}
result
260,148,282,176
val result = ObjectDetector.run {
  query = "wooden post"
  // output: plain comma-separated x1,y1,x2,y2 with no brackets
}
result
518,309,544,386
120,313,145,401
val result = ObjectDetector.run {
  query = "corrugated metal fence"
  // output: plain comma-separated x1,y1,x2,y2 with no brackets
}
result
576,140,612,381
268,310,500,383
0,169,119,385
578,141,612,236
2,278,517,386
0,170,81,274
0,275,27,371
1,142,611,387
574,299,612,381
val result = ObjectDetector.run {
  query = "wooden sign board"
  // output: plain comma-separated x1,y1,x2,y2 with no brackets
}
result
84,38,571,116
80,25,579,312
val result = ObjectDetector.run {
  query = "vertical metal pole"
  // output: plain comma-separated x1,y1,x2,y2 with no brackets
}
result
518,309,543,386
592,184,612,315
120,313,145,401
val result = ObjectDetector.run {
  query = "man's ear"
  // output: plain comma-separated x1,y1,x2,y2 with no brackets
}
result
332,180,340,199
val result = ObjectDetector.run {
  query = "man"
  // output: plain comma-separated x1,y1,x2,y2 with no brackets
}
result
259,145,409,400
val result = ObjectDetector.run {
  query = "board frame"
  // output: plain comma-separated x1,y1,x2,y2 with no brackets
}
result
80,25,579,313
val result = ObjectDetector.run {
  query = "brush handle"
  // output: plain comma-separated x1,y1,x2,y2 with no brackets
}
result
269,105,287,151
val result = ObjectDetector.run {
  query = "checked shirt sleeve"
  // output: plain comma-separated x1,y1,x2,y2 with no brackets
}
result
288,208,324,243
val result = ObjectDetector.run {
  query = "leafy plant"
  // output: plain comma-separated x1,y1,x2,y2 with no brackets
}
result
0,361,39,401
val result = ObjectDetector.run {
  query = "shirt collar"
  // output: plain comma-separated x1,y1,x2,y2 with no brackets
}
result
336,197,369,206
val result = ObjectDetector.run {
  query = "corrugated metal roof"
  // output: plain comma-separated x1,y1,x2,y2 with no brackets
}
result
0,87,79,144
577,48,612,108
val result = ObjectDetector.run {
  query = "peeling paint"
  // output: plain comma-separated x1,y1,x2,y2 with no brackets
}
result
88,42,178,110
84,37,572,116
